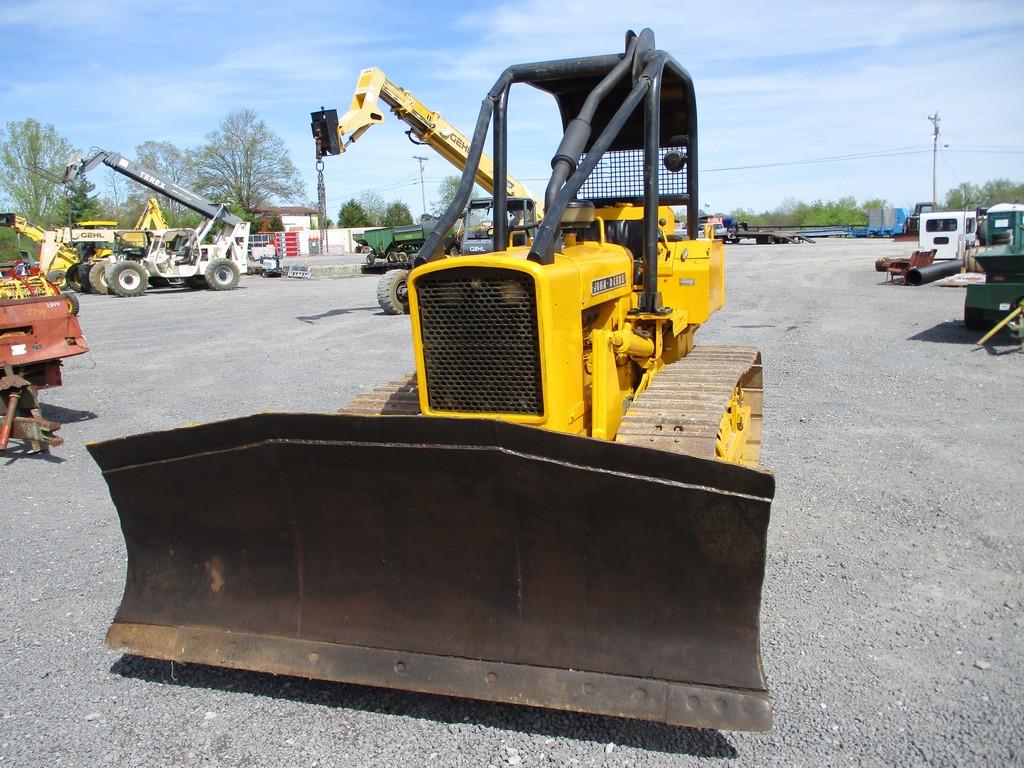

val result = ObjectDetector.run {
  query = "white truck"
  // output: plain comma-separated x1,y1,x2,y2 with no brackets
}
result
919,209,977,261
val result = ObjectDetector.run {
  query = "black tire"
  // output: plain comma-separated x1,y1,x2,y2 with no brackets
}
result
88,261,109,295
376,269,409,315
77,263,92,294
46,269,67,289
964,306,988,332
65,293,80,316
204,258,240,291
107,261,148,298
65,264,84,293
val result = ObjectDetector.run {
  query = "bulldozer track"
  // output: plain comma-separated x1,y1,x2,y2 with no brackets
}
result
615,345,762,464
339,374,421,415
339,345,762,465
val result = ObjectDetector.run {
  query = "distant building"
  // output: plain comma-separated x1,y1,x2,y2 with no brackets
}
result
252,205,318,231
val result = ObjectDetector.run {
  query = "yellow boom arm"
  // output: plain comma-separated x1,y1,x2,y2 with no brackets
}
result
1,214,49,244
334,68,542,214
134,198,169,230
0,214,80,280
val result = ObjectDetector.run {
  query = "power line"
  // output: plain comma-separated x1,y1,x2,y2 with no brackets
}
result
944,148,1024,155
703,147,930,173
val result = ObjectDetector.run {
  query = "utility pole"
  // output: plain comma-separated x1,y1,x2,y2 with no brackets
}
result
928,112,940,207
413,155,429,219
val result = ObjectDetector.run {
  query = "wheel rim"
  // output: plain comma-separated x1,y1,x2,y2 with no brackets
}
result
215,266,232,283
396,279,408,303
120,270,140,290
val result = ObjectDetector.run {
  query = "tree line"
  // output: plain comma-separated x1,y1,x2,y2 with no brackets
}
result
720,180,1023,227
337,193,413,228
0,112,306,230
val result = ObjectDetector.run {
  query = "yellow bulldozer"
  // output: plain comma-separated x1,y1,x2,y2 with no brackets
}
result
89,30,775,732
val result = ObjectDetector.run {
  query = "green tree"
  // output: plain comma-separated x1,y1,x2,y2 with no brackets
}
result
382,201,413,226
134,139,193,224
944,183,984,209
0,118,74,224
192,109,305,212
430,175,461,216
981,179,1024,205
358,191,387,225
0,226,37,263
338,199,371,227
945,179,1024,209
55,176,103,223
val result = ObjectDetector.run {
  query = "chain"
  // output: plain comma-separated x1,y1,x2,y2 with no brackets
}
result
316,159,328,255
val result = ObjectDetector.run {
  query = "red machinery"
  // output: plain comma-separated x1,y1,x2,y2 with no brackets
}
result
0,266,88,452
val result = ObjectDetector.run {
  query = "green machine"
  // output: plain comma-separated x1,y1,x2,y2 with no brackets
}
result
965,208,1024,343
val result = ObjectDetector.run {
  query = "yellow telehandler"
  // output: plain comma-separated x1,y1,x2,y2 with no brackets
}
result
90,29,775,732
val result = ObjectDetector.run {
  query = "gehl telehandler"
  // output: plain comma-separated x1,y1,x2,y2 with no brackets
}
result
89,30,775,732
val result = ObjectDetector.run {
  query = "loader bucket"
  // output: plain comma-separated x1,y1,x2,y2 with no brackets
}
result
90,413,774,731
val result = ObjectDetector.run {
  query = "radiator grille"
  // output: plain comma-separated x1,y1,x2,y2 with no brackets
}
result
416,267,543,415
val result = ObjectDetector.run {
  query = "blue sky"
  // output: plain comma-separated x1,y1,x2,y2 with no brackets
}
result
1,0,1022,218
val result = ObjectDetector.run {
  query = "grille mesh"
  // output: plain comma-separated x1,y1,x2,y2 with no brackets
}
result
416,267,543,415
578,146,688,203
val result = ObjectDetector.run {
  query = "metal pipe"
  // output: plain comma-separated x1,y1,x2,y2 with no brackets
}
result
544,36,639,211
905,259,961,286
640,56,663,312
529,81,649,264
415,70,514,265
493,85,510,253
0,390,21,450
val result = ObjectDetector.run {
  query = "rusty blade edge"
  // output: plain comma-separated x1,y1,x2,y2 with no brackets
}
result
106,621,772,732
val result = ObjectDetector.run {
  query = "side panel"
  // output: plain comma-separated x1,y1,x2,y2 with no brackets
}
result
0,296,88,371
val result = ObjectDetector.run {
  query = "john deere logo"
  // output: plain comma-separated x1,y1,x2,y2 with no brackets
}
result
591,272,627,296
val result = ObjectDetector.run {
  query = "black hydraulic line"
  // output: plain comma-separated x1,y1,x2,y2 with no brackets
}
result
529,82,650,265
905,259,962,286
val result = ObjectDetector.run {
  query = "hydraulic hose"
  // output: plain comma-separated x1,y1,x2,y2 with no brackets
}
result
543,34,641,212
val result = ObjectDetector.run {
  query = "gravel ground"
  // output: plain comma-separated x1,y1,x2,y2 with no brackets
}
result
2,239,1021,766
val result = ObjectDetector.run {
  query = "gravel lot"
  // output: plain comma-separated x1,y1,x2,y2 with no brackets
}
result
2,239,1021,766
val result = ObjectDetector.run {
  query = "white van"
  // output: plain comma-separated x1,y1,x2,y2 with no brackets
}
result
919,210,977,260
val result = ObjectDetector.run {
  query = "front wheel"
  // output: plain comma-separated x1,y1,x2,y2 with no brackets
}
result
107,261,148,297
204,258,241,291
376,269,409,315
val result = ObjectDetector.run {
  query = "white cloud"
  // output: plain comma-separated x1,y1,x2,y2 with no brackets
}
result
1,0,1021,213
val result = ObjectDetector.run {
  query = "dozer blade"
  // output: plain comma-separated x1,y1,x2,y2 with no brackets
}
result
90,413,774,731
